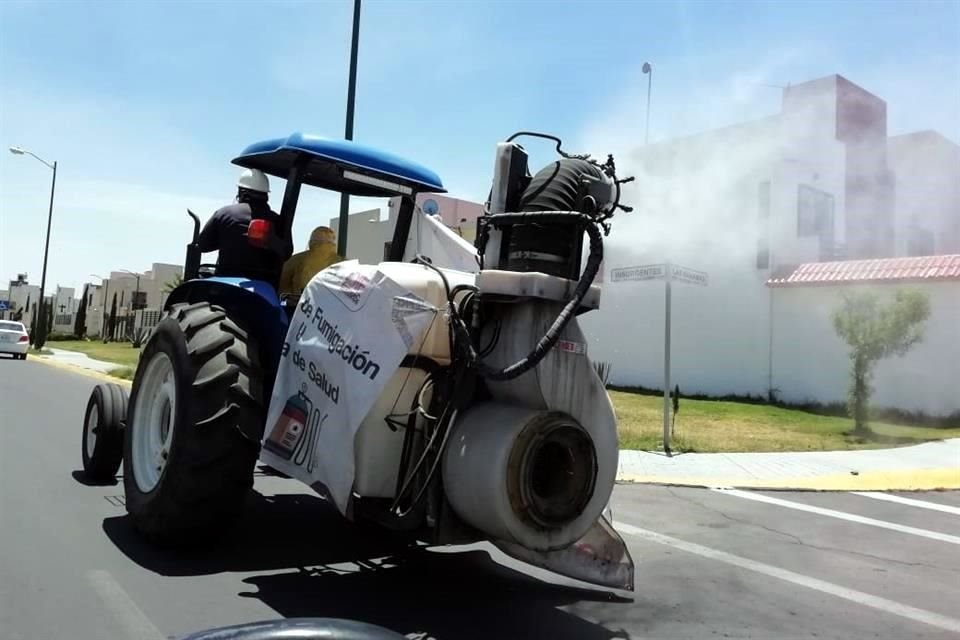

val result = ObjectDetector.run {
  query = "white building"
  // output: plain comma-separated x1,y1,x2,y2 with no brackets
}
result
2,274,40,326
329,194,483,264
329,208,393,265
86,262,183,339
888,131,960,257
51,286,78,334
582,74,960,417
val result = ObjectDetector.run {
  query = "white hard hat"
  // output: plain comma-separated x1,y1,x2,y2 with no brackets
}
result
237,168,270,193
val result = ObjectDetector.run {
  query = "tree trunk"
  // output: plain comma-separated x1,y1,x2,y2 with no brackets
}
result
851,357,872,436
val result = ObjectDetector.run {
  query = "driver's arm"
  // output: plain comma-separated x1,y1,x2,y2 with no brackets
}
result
197,211,221,253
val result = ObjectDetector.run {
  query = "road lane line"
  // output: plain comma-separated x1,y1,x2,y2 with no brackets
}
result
612,521,960,634
851,491,960,516
86,570,165,640
712,488,960,545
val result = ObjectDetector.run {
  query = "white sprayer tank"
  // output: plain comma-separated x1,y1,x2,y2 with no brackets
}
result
351,262,475,499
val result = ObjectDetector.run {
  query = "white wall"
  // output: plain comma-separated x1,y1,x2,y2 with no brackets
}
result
771,282,960,416
329,208,391,264
584,261,773,398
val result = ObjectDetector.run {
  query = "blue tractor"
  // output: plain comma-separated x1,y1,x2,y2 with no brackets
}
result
80,132,636,592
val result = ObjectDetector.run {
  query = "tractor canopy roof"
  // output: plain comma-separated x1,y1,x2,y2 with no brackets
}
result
232,133,445,198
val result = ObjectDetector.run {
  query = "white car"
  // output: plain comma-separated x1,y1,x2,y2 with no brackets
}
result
0,321,30,359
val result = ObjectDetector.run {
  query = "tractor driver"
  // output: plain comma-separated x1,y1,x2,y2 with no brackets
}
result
198,168,293,288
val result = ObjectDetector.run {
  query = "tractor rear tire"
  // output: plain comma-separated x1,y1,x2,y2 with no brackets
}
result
81,383,127,482
123,302,264,546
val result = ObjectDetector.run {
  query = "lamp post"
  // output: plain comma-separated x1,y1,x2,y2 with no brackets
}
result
336,0,362,258
9,146,57,348
120,269,143,310
642,62,653,145
120,270,143,340
90,274,109,339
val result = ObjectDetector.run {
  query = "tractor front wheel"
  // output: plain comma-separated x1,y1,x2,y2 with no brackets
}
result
123,302,264,545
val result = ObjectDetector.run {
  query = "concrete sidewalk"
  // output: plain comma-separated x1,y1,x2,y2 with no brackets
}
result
40,347,121,374
617,439,960,490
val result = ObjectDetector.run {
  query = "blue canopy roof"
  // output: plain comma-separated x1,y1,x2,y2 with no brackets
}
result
232,133,445,197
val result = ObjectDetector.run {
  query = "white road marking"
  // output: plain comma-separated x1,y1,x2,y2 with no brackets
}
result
86,570,165,640
851,491,960,516
613,521,960,634
712,488,960,545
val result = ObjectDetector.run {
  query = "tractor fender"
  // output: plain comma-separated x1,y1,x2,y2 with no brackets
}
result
165,277,289,412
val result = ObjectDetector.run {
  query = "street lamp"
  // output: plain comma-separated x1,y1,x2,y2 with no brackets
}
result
642,62,653,145
9,146,57,348
336,0,363,258
120,270,143,311
119,269,144,342
90,274,109,339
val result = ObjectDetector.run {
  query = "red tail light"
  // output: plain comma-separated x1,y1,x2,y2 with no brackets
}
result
248,219,272,247
18,335,29,342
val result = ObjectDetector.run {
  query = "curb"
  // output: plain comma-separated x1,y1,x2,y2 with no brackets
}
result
615,468,960,491
31,355,133,388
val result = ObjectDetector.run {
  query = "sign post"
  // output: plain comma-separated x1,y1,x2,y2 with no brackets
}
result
610,262,708,455
662,262,672,454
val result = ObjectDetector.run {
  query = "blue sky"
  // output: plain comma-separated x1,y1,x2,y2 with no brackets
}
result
1,0,958,293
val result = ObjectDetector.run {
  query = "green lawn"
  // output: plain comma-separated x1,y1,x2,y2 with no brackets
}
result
39,341,958,453
42,340,142,368
610,390,960,452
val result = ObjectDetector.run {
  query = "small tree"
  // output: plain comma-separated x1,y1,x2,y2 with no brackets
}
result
34,301,53,350
30,301,41,346
107,292,118,342
74,284,89,338
163,273,184,294
832,289,930,436
19,294,31,323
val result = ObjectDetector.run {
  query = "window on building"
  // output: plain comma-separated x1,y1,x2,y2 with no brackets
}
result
798,184,835,239
757,181,771,269
120,291,125,306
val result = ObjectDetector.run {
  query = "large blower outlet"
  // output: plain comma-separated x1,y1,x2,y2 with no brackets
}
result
442,402,604,551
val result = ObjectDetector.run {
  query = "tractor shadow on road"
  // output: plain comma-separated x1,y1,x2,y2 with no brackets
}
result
239,547,631,640
102,488,632,639
102,490,401,576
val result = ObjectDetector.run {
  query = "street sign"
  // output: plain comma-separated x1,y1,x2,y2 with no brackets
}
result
610,263,708,286
0,301,9,311
610,264,666,282
669,264,708,286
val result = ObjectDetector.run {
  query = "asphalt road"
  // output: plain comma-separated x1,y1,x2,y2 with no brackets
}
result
2,357,959,639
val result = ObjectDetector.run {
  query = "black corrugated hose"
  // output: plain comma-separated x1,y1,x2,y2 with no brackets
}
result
420,210,603,382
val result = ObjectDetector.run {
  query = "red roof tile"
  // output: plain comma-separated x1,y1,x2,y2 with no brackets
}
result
767,254,960,287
